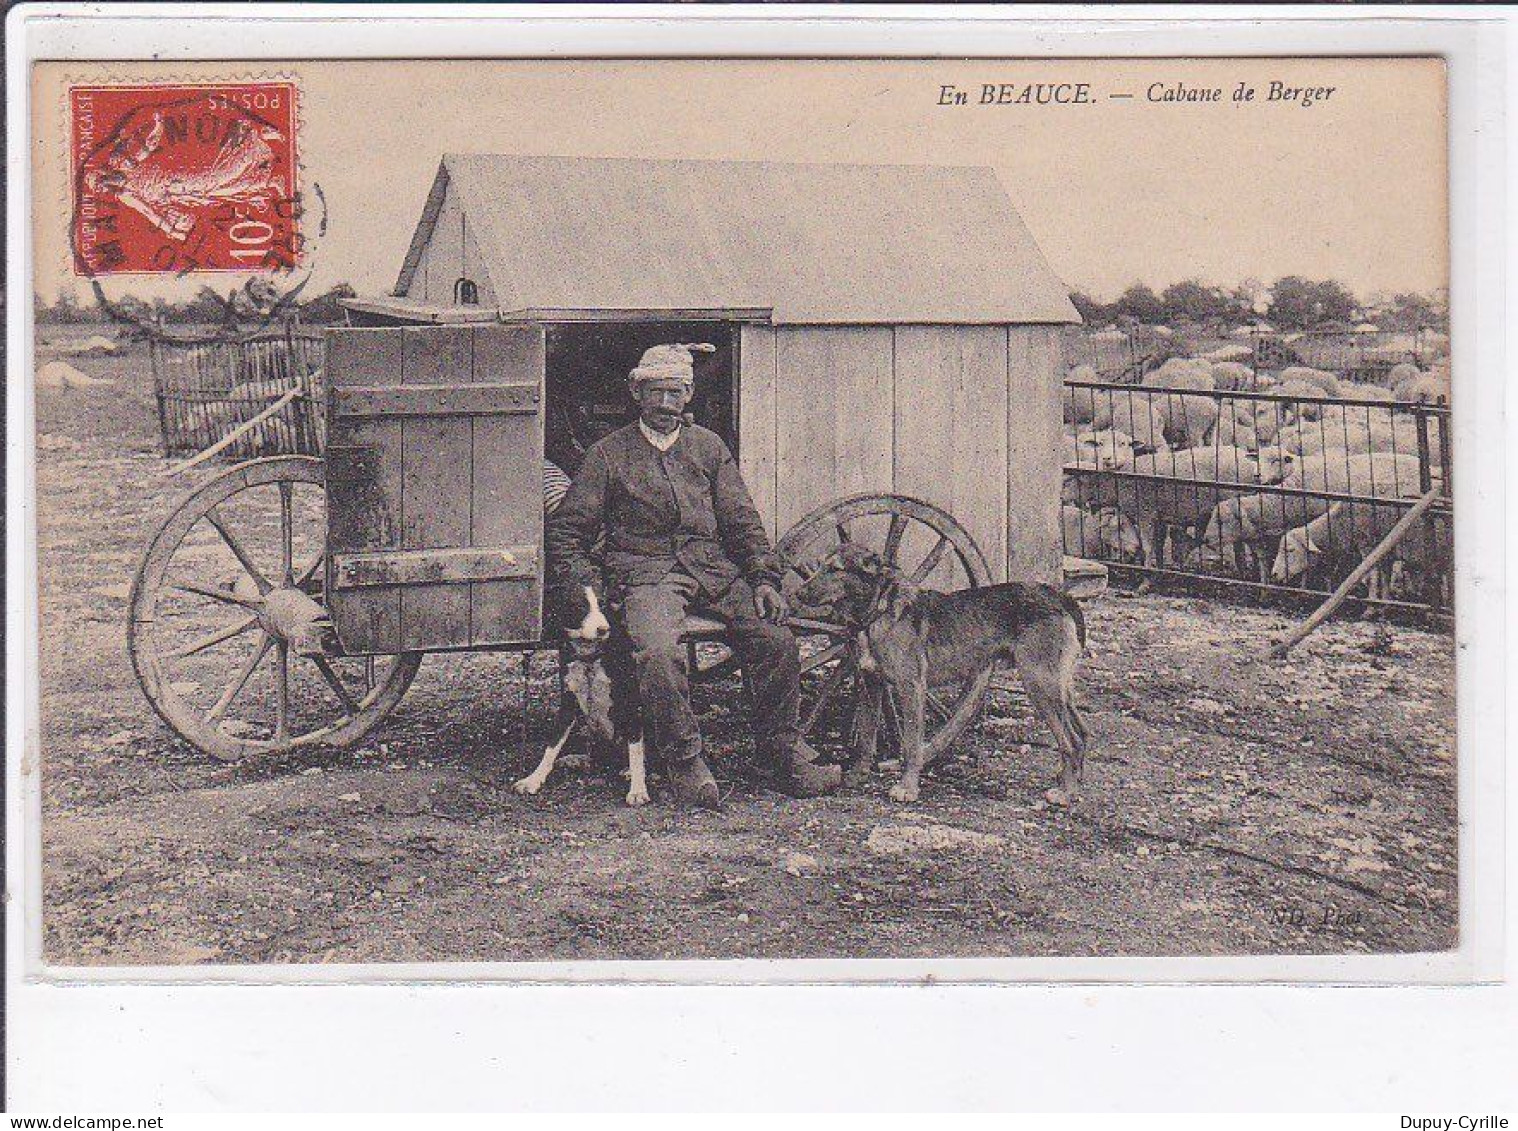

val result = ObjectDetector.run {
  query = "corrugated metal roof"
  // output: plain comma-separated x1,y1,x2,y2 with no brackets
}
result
394,155,1080,325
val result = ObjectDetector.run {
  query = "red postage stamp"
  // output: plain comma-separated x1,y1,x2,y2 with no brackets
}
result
69,82,300,276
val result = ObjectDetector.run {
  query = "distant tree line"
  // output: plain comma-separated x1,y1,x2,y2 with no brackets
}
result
37,276,1449,335
1069,277,1448,332
34,282,359,328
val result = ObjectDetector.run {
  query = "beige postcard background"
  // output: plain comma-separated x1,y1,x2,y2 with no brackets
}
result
32,57,1447,305
25,53,1459,973
10,7,1511,1108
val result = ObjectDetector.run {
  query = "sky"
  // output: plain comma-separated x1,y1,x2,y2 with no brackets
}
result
32,57,1447,306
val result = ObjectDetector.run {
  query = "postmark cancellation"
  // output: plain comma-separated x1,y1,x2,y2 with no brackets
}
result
69,81,300,277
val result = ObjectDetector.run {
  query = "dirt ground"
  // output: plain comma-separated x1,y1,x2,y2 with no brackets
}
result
34,334,1458,965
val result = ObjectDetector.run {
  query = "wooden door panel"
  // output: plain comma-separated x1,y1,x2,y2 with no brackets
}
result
326,324,544,654
326,330,406,651
397,328,474,650
468,325,546,647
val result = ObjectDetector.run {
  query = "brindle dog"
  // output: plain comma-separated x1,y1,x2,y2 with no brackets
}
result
792,544,1091,804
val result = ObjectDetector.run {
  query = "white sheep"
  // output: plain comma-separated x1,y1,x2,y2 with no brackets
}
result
1064,367,1101,425
1386,362,1423,396
1278,366,1342,396
1210,361,1255,392
1271,500,1406,584
1337,380,1395,404
1266,415,1375,461
1265,417,1440,483
1090,391,1169,451
1252,398,1296,445
1081,446,1260,565
1061,504,1107,559
1156,390,1220,449
1193,452,1422,572
1096,508,1146,562
1143,357,1216,392
1273,379,1336,421
1063,429,1139,505
1400,373,1452,405
1069,428,1138,469
1271,497,1448,600
1206,411,1258,451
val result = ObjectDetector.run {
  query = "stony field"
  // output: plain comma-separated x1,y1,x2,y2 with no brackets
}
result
34,334,1457,965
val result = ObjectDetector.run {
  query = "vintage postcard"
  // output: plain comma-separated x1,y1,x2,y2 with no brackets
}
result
23,54,1470,976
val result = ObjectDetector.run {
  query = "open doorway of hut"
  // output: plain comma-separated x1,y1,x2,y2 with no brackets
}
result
543,321,740,476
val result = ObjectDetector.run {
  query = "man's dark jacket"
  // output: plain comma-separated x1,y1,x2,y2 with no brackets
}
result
546,423,782,603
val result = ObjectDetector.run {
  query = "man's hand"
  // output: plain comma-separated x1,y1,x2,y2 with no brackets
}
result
754,581,788,625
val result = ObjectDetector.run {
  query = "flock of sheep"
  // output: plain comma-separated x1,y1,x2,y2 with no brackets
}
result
1061,349,1453,603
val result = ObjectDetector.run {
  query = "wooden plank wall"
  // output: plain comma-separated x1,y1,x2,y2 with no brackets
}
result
1006,325,1064,584
737,325,778,541
771,326,894,534
326,325,543,654
740,323,1063,584
894,326,1010,582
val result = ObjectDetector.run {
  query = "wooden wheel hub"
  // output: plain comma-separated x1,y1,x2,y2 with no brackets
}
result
256,586,333,658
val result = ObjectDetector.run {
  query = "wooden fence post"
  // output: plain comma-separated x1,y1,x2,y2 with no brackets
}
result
1265,487,1444,659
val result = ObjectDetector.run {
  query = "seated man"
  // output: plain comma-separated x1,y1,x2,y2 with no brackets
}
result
546,343,842,809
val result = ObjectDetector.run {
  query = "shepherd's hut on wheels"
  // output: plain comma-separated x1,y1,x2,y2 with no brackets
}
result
129,153,1082,768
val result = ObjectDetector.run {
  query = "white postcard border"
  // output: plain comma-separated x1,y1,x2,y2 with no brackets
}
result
6,3,1512,1112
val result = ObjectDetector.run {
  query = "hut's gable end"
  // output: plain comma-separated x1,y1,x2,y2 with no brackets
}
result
400,155,1080,325
397,171,498,309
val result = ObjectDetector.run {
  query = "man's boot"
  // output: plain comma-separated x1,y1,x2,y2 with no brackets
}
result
666,753,721,811
771,739,842,798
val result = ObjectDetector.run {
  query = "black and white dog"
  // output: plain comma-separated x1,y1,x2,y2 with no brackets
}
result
516,464,648,806
512,583,650,806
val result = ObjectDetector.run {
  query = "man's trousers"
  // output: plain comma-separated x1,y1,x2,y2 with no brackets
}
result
606,572,801,770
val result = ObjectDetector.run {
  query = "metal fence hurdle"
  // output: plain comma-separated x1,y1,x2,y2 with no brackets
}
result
1062,325,1174,383
1251,328,1429,385
1062,379,1453,615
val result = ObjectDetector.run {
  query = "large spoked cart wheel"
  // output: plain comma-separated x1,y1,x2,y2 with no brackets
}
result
128,456,423,761
776,494,994,768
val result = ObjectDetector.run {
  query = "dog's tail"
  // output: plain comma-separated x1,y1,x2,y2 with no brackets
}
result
1058,589,1087,651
